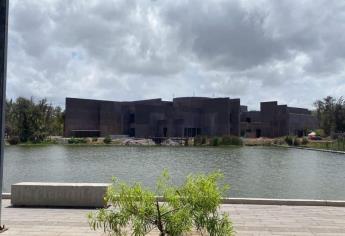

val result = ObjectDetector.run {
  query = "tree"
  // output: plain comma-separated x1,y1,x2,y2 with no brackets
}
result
5,97,65,143
88,171,233,236
314,96,345,135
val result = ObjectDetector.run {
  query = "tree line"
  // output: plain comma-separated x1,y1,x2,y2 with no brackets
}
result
314,96,345,136
5,97,64,143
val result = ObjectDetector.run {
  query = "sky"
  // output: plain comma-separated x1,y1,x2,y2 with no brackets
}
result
6,0,345,110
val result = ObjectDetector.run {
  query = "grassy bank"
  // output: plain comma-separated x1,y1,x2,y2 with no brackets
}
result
304,139,345,152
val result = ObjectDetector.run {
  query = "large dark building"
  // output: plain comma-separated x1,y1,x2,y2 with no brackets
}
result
64,97,241,138
64,97,317,138
240,101,318,138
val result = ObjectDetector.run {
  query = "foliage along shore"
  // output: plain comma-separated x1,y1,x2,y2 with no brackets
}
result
5,135,345,153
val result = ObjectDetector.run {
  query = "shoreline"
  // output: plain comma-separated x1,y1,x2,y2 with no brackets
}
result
274,144,345,154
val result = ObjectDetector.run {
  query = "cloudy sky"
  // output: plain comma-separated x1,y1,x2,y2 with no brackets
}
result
7,0,345,109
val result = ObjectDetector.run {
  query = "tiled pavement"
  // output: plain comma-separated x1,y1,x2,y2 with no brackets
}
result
1,200,345,235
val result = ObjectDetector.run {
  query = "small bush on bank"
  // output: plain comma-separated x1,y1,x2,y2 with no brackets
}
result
194,135,208,146
68,137,87,144
315,129,326,137
212,137,220,146
92,137,98,142
284,136,294,146
221,135,243,146
88,171,234,236
8,136,20,145
301,137,309,145
293,138,301,146
103,136,112,144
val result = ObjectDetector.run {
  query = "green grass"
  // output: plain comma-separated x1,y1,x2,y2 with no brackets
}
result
305,139,345,152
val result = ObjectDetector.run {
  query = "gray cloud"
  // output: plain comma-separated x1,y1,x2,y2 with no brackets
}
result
6,0,345,109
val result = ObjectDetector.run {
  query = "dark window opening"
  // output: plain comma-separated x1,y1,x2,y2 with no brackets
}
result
196,128,201,136
184,127,201,137
129,113,135,123
129,128,135,137
163,127,168,137
296,130,304,137
256,129,261,138
246,117,251,123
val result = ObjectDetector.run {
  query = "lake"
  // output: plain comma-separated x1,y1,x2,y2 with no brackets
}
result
3,145,345,200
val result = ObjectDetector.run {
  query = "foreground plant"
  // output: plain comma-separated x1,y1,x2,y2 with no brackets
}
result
88,171,234,236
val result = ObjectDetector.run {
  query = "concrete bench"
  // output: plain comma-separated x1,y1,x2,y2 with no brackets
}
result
11,182,111,208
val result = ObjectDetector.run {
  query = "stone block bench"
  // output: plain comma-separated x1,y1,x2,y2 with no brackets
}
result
11,182,110,208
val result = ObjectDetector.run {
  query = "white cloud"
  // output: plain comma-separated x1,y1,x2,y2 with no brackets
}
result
6,0,345,109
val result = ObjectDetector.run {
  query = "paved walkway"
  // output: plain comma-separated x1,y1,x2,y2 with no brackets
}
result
1,200,345,235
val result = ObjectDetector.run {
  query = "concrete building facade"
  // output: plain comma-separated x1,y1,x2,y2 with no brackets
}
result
240,101,318,138
64,97,241,138
64,97,317,138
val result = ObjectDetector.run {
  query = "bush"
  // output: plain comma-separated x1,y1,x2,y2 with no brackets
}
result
315,129,326,137
194,135,208,146
221,135,243,146
301,137,309,145
211,137,220,146
8,136,20,145
293,138,301,146
68,137,87,144
284,136,294,146
92,137,98,142
103,135,112,144
88,171,233,236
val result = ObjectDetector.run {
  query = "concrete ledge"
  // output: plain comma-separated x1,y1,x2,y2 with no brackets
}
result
221,198,345,207
8,182,345,208
11,182,110,208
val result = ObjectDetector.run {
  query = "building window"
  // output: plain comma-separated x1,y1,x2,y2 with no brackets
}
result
184,128,201,137
129,128,135,137
129,113,135,123
246,117,251,123
163,127,168,137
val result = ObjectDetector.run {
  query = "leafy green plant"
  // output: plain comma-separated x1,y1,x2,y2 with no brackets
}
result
293,138,301,146
301,137,308,145
7,136,20,145
284,136,294,146
194,136,209,146
68,137,87,144
103,136,112,144
220,136,243,146
88,171,233,236
211,137,220,146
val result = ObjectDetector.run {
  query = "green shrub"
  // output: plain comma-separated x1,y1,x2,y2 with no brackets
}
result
103,135,112,144
211,137,220,146
194,135,208,146
88,171,233,236
8,136,20,145
301,137,308,145
68,137,87,144
220,135,243,146
293,138,301,146
284,136,294,146
315,129,325,137
92,137,98,142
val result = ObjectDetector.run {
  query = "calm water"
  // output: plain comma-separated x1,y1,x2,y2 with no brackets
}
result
3,145,345,200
